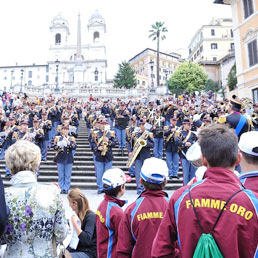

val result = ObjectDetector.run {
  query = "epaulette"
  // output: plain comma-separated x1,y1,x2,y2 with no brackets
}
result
217,116,227,124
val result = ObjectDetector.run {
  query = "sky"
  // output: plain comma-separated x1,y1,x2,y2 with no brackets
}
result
0,0,232,79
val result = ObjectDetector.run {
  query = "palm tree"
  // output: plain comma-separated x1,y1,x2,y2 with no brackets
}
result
149,22,168,87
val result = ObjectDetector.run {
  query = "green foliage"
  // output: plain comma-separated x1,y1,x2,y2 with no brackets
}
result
149,22,168,41
205,79,220,93
227,63,237,91
168,62,208,94
113,61,137,89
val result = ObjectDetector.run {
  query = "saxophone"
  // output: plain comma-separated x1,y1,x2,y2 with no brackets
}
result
101,129,109,156
127,130,149,168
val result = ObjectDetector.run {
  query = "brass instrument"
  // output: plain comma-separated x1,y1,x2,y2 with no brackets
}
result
127,130,149,168
101,129,108,156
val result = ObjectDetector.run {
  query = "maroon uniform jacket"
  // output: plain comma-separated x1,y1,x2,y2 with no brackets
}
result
117,190,169,258
96,194,126,258
151,167,258,258
239,170,258,193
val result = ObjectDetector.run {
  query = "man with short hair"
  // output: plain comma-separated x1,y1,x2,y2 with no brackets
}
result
96,168,127,258
152,124,258,258
238,131,258,192
117,157,169,258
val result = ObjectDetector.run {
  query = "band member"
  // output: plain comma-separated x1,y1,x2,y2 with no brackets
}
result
151,109,164,159
91,117,116,194
218,96,249,139
115,102,129,155
54,125,77,194
128,119,153,194
164,116,180,179
126,115,137,177
40,112,52,161
176,118,197,185
31,118,44,153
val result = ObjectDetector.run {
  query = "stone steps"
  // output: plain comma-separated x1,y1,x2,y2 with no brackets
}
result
1,121,184,191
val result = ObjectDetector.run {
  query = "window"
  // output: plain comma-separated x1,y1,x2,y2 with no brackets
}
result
28,80,32,86
211,29,215,36
248,39,258,67
3,77,7,80
243,0,254,19
46,66,49,73
253,88,258,103
55,33,61,45
200,45,203,52
46,75,49,82
194,53,197,59
230,29,234,38
231,43,235,51
142,81,145,86
95,75,98,81
213,57,217,61
211,43,218,49
28,71,32,78
93,31,100,42
197,50,200,56
137,80,140,84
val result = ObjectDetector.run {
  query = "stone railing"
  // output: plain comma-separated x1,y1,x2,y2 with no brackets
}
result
12,83,169,100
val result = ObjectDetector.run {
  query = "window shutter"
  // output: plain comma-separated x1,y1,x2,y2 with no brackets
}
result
248,41,253,66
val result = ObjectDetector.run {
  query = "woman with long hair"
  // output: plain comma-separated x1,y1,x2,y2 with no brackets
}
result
67,188,97,258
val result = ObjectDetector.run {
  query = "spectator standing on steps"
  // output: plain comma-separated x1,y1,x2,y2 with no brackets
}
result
96,168,127,258
117,157,169,258
238,131,258,192
0,140,68,258
152,124,258,258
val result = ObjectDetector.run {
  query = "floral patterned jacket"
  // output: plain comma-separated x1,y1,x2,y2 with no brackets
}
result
0,170,68,258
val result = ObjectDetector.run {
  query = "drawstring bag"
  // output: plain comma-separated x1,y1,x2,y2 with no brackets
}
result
188,186,243,258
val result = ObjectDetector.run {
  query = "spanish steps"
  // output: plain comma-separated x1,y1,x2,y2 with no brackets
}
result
1,120,184,190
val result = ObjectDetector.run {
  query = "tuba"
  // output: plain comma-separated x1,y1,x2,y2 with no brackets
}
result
127,130,149,168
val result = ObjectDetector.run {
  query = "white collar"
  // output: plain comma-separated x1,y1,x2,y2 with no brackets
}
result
10,170,37,186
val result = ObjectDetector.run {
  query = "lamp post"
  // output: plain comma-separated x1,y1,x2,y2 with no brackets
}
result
164,69,169,95
20,69,24,93
10,70,14,89
149,60,155,92
55,59,60,92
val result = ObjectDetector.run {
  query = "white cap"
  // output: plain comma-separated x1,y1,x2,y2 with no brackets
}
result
239,131,258,157
102,168,127,189
140,157,168,184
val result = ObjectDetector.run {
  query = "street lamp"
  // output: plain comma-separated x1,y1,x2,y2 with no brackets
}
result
20,69,24,93
164,69,169,95
149,60,155,92
55,59,60,92
94,68,99,83
10,70,14,89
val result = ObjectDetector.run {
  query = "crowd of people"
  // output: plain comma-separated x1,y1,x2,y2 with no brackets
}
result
0,91,257,257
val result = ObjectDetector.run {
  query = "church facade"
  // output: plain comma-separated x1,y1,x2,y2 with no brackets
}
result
0,11,108,93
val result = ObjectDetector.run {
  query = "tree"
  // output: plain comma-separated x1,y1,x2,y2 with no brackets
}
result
113,61,137,89
205,79,220,93
227,63,237,91
168,62,208,95
149,22,168,87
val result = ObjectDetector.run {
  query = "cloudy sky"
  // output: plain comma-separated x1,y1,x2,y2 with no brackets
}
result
0,0,231,78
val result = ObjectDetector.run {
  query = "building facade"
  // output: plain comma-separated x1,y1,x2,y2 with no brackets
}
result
188,18,234,63
129,48,181,88
218,0,258,102
0,11,108,93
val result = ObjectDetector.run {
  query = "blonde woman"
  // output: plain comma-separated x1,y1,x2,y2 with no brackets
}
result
0,140,68,258
67,188,97,258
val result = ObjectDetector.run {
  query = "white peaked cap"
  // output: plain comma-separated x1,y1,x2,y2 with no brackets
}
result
141,157,168,184
102,168,127,189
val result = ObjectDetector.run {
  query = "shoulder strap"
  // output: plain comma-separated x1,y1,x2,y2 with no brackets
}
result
235,115,246,136
183,130,192,143
188,185,243,233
